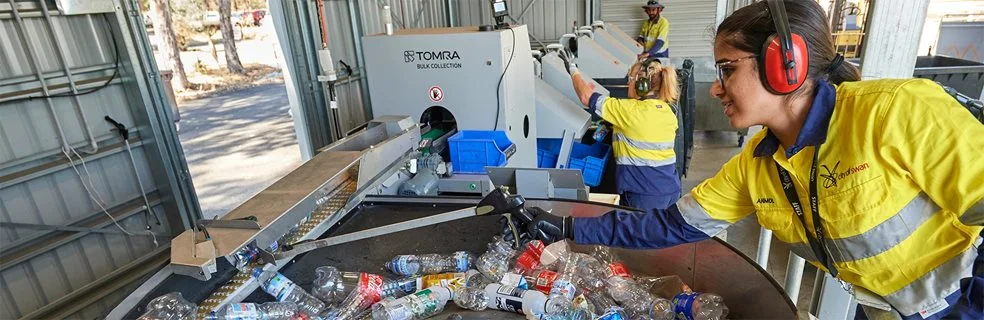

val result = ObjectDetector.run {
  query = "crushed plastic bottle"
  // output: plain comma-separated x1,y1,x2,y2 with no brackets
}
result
312,266,414,307
585,289,628,319
252,265,326,317
544,254,583,316
370,286,454,320
671,292,729,320
137,292,196,320
233,244,261,271
204,302,298,320
475,236,519,281
592,246,632,279
606,276,674,320
526,269,560,294
385,251,474,277
592,121,610,142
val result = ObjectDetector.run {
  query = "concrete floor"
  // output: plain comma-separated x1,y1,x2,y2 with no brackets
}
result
683,128,819,313
177,82,301,219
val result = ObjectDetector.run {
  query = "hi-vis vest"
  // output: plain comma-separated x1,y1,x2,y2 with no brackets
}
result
639,17,669,57
681,79,984,317
589,94,679,195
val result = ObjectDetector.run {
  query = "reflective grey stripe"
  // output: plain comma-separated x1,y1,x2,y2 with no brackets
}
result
593,95,607,118
961,198,984,225
615,156,675,167
824,193,939,262
677,194,732,237
787,242,819,262
883,240,980,316
613,133,674,151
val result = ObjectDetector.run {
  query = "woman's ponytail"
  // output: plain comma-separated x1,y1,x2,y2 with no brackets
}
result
656,65,679,104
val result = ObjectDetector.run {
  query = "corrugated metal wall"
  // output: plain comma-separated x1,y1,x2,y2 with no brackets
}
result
0,0,196,318
602,0,719,58
455,0,587,47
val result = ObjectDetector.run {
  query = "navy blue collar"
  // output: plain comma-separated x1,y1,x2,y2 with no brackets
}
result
753,79,837,158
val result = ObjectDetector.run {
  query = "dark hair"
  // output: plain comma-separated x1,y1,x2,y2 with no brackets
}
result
716,0,860,86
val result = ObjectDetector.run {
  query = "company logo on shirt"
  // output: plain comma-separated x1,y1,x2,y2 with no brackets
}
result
820,161,871,189
756,198,775,204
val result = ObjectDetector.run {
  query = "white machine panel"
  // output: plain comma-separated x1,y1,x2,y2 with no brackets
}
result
363,26,537,168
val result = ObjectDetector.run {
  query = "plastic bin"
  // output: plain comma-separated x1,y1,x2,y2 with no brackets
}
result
536,138,611,186
448,131,515,174
914,56,984,99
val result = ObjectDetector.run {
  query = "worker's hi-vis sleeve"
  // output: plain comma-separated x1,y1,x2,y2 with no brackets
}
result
879,79,984,226
572,199,710,249
588,93,627,127
687,150,757,233
573,152,755,248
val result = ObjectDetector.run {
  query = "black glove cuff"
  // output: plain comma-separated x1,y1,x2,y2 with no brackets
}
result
563,216,574,240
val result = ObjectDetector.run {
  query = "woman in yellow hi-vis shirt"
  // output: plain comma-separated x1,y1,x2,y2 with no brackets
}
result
514,1,984,319
557,50,682,212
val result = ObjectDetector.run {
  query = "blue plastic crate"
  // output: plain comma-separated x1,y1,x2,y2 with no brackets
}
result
448,131,516,174
535,138,610,186
536,139,562,168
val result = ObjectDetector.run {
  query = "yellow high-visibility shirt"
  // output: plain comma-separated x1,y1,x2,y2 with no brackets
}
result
685,79,984,317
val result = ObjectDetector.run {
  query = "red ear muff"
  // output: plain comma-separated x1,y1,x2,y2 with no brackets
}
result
760,31,809,95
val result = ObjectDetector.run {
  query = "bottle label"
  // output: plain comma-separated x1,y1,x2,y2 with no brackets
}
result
608,263,631,278
222,303,261,318
453,251,471,272
417,272,466,291
514,251,541,274
532,270,559,294
673,292,700,320
492,285,526,314
407,289,441,316
525,240,545,259
499,273,528,289
359,273,385,303
263,274,298,302
549,279,576,300
391,255,414,275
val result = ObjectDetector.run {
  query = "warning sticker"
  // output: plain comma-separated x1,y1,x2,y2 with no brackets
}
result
428,86,444,102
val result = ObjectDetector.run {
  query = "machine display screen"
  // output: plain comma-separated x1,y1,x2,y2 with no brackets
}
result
493,1,507,16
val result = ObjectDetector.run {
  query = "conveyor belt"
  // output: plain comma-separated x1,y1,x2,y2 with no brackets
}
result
196,178,358,317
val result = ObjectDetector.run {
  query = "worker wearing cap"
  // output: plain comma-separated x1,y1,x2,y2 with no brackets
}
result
637,0,669,59
558,50,682,212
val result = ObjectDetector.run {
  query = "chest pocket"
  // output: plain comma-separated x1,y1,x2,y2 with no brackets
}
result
754,206,807,245
819,175,891,238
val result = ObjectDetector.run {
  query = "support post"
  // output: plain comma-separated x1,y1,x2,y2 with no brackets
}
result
859,0,931,79
755,227,773,269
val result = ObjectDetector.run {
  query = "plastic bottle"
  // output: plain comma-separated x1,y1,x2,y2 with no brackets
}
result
671,292,729,320
370,286,454,320
233,245,260,271
475,236,518,281
526,269,560,294
585,289,627,319
137,292,197,320
606,276,674,320
204,302,298,320
543,253,596,316
311,266,415,307
456,283,549,316
252,265,326,317
592,246,632,279
593,121,610,142
385,251,474,276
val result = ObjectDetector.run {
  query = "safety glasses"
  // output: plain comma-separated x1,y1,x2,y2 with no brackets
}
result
715,55,758,84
